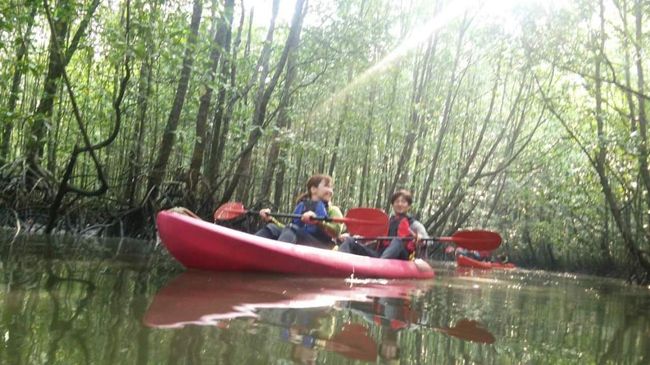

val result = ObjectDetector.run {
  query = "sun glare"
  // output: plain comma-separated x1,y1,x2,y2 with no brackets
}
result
247,0,297,26
312,0,471,116
308,0,571,116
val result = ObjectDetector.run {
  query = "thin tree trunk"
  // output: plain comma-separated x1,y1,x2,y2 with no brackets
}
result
187,0,235,197
273,153,288,209
45,0,131,233
593,0,650,274
388,37,434,195
359,88,375,206
221,0,307,204
257,13,304,202
24,0,101,186
418,19,467,209
205,1,248,185
632,0,650,216
426,60,516,231
358,123,372,206
46,76,66,174
617,0,637,133
328,68,353,177
146,0,203,199
125,53,153,206
376,70,401,209
1,3,37,164
234,0,282,201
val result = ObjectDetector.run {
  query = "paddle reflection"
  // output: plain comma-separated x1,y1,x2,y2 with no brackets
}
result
144,271,495,363
345,296,495,362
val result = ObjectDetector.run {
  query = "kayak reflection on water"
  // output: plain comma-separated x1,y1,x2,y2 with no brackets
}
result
144,272,495,363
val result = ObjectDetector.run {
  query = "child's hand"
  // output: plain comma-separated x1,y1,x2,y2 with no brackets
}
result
301,211,317,224
259,208,272,222
413,232,422,247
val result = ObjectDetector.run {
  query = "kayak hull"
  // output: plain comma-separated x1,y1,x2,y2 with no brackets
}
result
156,210,434,279
456,255,515,270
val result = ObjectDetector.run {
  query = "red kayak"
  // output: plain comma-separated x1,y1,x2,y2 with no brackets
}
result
156,210,434,279
456,255,515,270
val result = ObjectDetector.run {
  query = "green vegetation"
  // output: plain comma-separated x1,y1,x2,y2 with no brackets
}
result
1,0,649,282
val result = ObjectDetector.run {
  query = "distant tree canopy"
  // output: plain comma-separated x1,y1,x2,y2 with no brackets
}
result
0,0,648,282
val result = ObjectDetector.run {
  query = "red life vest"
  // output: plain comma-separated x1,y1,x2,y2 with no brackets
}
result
382,214,415,253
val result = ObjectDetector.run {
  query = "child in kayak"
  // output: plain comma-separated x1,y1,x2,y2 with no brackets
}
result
255,174,343,249
339,189,423,260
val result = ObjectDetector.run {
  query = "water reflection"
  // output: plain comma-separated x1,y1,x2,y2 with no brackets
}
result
145,271,496,363
2,233,650,364
144,271,431,327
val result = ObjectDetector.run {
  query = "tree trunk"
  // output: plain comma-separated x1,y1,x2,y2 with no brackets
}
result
125,54,153,206
24,0,101,186
328,68,353,177
257,17,303,203
220,0,307,204
418,20,467,209
234,0,281,202
376,70,401,209
45,0,131,233
204,3,249,187
389,34,437,194
146,0,203,199
187,0,235,198
358,123,372,206
589,0,650,276
1,3,37,164
426,59,517,231
273,154,288,209
632,0,650,218
359,90,374,206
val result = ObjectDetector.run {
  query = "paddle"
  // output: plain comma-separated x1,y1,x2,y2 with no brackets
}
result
353,230,502,251
282,323,377,362
434,319,496,344
214,202,389,237
353,305,496,345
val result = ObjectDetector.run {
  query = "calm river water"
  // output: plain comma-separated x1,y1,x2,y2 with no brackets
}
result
1,233,648,364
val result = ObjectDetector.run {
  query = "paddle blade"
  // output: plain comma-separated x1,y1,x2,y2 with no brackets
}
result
214,202,247,221
343,208,389,237
328,323,377,362
445,230,502,251
439,319,496,344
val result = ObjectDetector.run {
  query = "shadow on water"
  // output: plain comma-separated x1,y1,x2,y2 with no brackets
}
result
1,233,649,364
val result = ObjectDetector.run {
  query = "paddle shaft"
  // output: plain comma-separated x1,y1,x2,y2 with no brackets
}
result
215,203,389,237
355,236,437,249
351,229,502,251
246,210,348,223
354,236,440,242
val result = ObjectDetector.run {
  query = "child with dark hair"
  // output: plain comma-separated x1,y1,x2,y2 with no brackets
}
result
339,189,422,260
